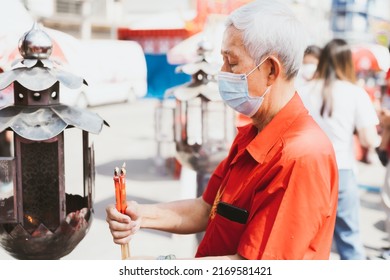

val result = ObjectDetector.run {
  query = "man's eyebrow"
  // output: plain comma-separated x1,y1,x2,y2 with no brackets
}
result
221,50,238,57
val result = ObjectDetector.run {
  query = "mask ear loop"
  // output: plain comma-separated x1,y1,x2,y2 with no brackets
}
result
245,56,271,100
245,56,270,78
261,85,272,98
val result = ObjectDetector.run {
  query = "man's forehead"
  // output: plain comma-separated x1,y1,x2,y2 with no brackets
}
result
221,27,245,56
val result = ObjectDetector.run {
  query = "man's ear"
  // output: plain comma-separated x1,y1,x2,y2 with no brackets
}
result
267,56,280,86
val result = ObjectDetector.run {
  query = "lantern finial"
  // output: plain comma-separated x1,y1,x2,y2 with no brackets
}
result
18,22,53,59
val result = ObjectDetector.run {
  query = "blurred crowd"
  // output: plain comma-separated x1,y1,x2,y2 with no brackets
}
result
296,41,390,260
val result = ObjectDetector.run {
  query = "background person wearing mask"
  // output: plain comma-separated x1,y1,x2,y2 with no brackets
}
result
299,38,380,260
106,0,338,260
295,44,322,88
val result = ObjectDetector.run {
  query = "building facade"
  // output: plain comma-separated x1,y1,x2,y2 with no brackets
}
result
330,0,390,46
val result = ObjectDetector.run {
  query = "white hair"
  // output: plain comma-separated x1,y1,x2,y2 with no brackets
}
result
226,0,307,79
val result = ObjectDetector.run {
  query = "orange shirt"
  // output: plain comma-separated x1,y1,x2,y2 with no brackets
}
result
196,93,338,259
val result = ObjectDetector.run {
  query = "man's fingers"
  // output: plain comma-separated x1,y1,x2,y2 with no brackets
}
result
111,228,132,239
112,234,132,245
106,206,131,223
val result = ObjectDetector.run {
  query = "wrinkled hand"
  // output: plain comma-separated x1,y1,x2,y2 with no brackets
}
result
106,200,141,245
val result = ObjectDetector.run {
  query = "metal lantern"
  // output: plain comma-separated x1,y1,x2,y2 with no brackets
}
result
0,23,108,259
156,41,236,191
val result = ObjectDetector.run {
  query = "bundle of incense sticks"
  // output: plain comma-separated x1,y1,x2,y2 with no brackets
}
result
113,163,130,259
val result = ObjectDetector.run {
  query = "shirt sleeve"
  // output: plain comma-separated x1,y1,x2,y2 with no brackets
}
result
237,153,338,260
354,86,379,129
202,162,225,205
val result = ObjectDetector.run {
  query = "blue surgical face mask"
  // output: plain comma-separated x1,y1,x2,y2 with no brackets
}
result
218,57,271,117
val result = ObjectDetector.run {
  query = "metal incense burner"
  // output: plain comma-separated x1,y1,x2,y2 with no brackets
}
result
0,23,108,259
156,40,236,193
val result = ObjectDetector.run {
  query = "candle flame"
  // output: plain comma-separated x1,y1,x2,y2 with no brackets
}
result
26,215,33,223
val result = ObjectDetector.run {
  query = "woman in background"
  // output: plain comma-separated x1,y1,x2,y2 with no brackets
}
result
295,44,322,88
298,38,380,259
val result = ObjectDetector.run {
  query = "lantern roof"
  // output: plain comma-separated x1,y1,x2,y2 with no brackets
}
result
165,81,220,101
175,60,220,76
0,66,86,91
165,39,221,102
0,104,108,141
174,40,220,76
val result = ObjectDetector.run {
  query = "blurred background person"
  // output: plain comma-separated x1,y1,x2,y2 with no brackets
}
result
295,44,322,88
299,38,380,260
376,58,390,166
375,45,390,259
377,106,390,259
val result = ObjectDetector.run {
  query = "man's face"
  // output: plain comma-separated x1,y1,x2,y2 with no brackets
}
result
220,26,270,104
220,26,254,75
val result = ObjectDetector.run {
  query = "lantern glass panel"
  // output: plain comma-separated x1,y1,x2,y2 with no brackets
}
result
0,158,17,223
21,140,60,232
174,99,183,144
204,101,229,143
155,99,176,159
186,98,202,145
156,99,175,143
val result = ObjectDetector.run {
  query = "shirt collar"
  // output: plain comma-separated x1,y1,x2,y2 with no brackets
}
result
246,93,308,163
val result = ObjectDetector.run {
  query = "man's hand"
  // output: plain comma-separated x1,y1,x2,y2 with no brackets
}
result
106,200,141,245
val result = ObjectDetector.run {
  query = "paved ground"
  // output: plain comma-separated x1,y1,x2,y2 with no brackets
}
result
0,98,389,260
345,158,389,260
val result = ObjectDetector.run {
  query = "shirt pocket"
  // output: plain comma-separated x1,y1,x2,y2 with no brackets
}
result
210,213,247,256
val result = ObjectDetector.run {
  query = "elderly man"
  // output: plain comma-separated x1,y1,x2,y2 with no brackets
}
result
106,0,338,260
